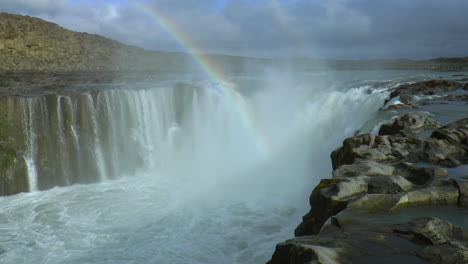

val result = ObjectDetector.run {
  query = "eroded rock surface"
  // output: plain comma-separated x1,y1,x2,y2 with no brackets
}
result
378,113,441,137
271,217,468,264
387,80,462,103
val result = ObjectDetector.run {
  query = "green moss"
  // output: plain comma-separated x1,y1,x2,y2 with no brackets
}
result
315,178,345,190
0,112,29,196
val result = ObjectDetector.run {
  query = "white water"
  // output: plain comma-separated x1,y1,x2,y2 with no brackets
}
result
0,70,432,264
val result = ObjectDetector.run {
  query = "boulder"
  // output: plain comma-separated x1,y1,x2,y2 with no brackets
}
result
378,113,441,137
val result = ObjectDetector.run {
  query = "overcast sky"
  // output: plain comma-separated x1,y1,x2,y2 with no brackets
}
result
1,0,468,59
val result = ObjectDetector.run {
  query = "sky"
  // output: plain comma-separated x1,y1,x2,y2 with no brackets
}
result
1,0,468,59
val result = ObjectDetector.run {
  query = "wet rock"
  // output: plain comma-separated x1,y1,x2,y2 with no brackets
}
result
347,193,404,212
331,134,465,170
379,113,441,137
437,94,468,101
333,160,395,178
298,118,468,238
392,185,459,210
0,145,29,195
270,217,468,264
397,164,452,186
294,177,369,236
387,80,462,103
367,175,413,194
453,180,468,207
431,118,468,150
385,103,417,110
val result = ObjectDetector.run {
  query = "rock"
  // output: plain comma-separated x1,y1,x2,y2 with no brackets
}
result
453,180,468,206
378,113,441,137
333,160,395,178
385,103,417,110
270,217,468,264
437,94,468,101
397,164,452,186
392,185,459,210
0,145,29,195
368,175,413,194
347,193,404,212
298,118,468,238
294,177,369,236
331,134,465,170
387,80,462,103
431,118,468,149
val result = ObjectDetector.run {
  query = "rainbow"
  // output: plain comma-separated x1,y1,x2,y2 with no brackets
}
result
137,3,270,159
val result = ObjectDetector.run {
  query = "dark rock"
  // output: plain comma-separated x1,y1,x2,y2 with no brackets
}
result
270,217,468,264
333,160,395,178
388,80,462,102
331,134,465,170
368,175,411,194
378,113,441,137
431,118,468,150
294,177,369,236
393,217,468,245
0,145,29,195
385,103,417,110
396,163,452,186
453,180,468,207
437,94,468,101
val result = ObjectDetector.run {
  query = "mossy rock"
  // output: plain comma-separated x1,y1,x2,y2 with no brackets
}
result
0,145,29,195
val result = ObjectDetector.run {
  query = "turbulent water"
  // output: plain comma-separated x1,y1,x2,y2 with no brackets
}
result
0,70,451,264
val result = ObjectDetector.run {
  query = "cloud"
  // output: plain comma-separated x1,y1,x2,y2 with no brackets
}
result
1,0,467,59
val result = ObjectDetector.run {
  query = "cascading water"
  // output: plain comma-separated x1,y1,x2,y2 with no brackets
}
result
0,70,432,264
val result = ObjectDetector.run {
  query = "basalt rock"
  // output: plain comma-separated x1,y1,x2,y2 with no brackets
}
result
331,133,465,170
384,103,417,110
437,94,468,101
294,177,361,236
387,80,462,103
295,118,468,238
270,217,468,264
431,118,468,152
378,113,441,137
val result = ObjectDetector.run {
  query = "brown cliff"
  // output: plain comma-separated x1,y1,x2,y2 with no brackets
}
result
0,12,192,71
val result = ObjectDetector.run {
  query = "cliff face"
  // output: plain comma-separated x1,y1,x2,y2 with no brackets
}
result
0,12,190,71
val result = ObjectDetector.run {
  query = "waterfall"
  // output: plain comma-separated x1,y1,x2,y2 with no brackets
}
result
2,81,285,191
0,71,443,264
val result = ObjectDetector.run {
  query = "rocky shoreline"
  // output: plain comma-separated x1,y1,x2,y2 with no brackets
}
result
268,80,468,263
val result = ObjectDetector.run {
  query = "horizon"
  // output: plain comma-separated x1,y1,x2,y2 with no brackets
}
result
1,0,468,60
